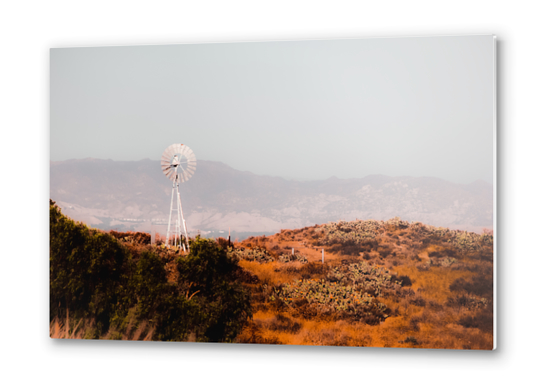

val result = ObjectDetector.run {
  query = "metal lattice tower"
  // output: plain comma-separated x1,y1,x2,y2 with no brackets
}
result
161,144,196,251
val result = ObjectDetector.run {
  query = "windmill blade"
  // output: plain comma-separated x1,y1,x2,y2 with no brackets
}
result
164,146,176,157
172,144,184,155
162,161,172,175
178,169,189,181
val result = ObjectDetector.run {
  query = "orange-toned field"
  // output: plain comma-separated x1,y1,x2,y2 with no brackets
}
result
231,219,494,349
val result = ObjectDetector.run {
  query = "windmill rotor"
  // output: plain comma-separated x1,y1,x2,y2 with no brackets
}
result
161,143,197,182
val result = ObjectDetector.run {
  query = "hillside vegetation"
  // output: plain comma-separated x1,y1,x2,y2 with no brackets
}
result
50,201,493,349
231,217,493,349
50,200,251,342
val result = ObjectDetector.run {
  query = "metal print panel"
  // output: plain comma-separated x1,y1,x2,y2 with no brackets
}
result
50,35,496,349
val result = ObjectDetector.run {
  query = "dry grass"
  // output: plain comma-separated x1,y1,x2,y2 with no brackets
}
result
392,265,473,301
239,260,296,286
237,306,492,349
50,311,85,339
235,220,494,350
50,309,155,341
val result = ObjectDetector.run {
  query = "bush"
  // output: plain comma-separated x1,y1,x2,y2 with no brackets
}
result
133,251,199,341
410,295,426,307
110,230,151,245
215,237,232,250
278,253,308,264
268,314,302,333
403,336,420,345
177,237,252,342
446,294,488,311
50,200,134,334
299,262,327,279
391,274,412,287
50,201,252,342
326,262,402,297
458,311,493,333
450,277,493,297
271,277,391,323
227,246,274,263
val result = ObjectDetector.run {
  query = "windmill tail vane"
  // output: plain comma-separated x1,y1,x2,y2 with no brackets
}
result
161,143,196,251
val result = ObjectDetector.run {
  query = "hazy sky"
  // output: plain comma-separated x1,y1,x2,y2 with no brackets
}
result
51,35,495,184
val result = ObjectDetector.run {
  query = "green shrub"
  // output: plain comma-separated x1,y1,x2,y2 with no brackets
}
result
132,251,200,341
271,277,390,323
50,201,252,342
50,200,134,335
227,246,274,263
326,261,402,297
317,220,381,245
177,237,252,342
278,253,308,264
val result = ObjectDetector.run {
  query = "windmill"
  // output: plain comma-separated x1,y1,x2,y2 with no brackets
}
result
161,143,196,251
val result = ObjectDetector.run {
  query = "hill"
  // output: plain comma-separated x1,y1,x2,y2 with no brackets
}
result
50,158,493,237
230,217,494,349
50,197,494,348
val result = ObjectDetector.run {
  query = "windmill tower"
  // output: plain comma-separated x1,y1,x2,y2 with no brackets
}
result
161,144,196,251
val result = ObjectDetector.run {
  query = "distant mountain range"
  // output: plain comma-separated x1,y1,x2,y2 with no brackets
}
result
50,158,493,237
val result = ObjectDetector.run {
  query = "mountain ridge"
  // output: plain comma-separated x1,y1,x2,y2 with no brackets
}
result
50,158,493,236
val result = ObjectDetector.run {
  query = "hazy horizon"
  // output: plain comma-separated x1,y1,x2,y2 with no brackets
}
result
51,156,493,185
51,36,495,184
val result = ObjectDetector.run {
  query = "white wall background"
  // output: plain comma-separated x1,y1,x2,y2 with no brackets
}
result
1,1,539,382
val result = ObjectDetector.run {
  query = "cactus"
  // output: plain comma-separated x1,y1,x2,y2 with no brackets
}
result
317,219,383,245
279,253,308,264
227,246,274,263
270,260,401,321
